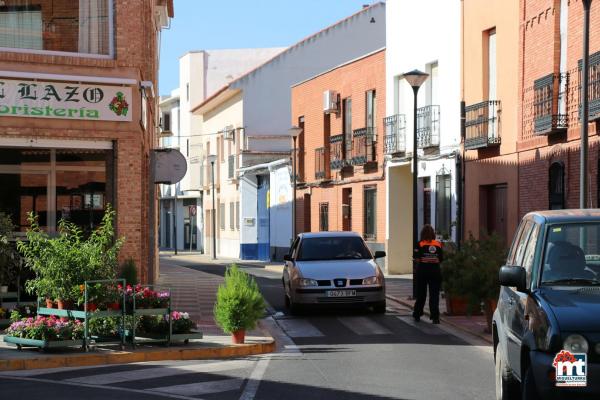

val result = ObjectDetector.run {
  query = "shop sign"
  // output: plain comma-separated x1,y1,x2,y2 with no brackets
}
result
153,148,187,184
0,79,133,122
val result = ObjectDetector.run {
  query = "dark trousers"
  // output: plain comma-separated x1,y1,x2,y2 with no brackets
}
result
413,265,442,320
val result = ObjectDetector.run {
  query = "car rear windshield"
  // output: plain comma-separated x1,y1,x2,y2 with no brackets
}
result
541,222,600,286
297,236,372,261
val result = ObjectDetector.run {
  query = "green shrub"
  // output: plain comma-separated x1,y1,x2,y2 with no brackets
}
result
119,258,138,286
214,265,265,334
442,233,506,314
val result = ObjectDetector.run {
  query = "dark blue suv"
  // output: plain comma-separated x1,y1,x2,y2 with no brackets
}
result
495,210,600,400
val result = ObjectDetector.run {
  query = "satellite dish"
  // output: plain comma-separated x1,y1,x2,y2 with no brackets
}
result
153,148,187,184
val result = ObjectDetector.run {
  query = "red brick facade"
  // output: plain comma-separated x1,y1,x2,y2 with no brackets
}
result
291,50,386,248
519,0,600,217
0,0,173,282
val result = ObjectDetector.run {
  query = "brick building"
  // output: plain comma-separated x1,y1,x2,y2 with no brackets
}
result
0,0,173,282
291,49,386,256
518,0,600,216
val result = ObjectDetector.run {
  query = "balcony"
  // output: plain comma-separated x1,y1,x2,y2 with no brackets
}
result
534,73,568,135
417,105,440,148
383,114,406,154
351,127,376,165
228,154,236,180
464,100,501,150
315,147,328,180
329,134,345,170
578,51,600,121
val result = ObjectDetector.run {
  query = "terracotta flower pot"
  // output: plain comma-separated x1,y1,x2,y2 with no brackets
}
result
57,299,73,310
108,302,120,311
85,303,97,312
45,298,55,308
232,330,246,344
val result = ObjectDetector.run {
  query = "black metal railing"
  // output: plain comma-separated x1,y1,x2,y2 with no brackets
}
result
578,50,600,121
351,127,376,165
464,100,501,150
383,114,406,154
315,147,327,180
534,73,569,134
417,105,440,148
329,134,345,170
228,154,236,179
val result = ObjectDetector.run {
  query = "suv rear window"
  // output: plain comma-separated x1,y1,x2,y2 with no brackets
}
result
297,237,372,261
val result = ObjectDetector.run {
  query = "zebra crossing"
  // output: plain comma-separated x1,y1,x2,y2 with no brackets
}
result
0,358,262,400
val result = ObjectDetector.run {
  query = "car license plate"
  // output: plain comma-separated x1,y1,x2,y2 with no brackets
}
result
327,290,356,297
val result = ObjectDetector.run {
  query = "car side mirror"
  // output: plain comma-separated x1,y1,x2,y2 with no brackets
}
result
283,254,292,262
374,251,386,259
499,265,528,293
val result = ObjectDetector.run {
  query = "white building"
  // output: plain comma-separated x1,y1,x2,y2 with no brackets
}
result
158,48,284,252
384,0,461,273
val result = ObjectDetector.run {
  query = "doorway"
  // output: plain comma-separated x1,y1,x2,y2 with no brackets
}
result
480,183,507,243
342,188,352,231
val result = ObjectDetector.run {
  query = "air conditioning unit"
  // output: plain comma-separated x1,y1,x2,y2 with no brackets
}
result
323,90,339,114
222,126,235,141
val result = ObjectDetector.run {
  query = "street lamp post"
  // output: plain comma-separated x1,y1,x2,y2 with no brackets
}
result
208,154,218,260
402,70,429,299
288,126,303,240
581,0,593,209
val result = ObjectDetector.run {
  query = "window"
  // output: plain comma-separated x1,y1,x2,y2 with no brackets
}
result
229,202,235,230
235,201,240,230
0,0,113,56
0,148,112,235
162,112,171,132
522,223,540,286
343,98,352,158
513,221,533,267
363,186,377,240
366,90,376,131
422,177,431,226
427,62,439,106
186,83,190,102
435,173,452,237
549,162,565,210
219,203,225,230
297,236,372,261
319,203,329,232
486,28,497,100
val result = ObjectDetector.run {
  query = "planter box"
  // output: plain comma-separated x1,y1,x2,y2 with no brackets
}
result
38,307,123,319
3,335,84,350
445,296,482,316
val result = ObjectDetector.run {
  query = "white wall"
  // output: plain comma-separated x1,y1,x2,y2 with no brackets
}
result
231,3,386,139
386,0,461,154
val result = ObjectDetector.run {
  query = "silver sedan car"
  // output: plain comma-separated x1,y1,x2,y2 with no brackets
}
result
282,232,386,314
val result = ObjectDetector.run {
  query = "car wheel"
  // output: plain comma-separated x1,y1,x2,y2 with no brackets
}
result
521,364,541,400
284,292,290,309
373,301,386,314
495,344,518,400
289,299,302,316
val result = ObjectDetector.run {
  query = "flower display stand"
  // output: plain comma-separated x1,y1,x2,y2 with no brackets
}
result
129,285,172,349
3,335,84,351
36,279,126,351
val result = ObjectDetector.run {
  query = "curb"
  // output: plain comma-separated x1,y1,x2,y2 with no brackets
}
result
386,294,493,344
0,340,276,372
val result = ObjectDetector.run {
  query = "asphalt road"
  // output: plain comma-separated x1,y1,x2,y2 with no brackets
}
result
0,261,495,400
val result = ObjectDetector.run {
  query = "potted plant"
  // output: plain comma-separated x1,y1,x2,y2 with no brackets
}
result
214,265,265,344
442,233,506,331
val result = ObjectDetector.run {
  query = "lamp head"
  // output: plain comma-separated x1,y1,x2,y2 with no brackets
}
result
402,69,429,89
288,126,303,138
207,154,217,164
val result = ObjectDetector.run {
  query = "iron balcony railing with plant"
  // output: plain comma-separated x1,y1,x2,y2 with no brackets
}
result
329,134,345,170
533,72,569,135
383,114,406,154
315,147,327,180
464,100,502,150
578,50,600,121
228,154,236,179
351,127,376,165
417,105,440,148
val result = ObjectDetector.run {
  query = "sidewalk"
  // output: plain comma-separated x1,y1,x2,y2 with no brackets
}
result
385,275,492,343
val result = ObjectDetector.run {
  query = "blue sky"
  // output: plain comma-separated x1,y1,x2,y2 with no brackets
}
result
159,0,380,95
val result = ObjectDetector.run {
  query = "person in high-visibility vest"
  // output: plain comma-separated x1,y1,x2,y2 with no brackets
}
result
413,224,443,324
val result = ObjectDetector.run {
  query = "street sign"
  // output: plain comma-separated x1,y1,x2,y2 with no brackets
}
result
153,148,187,184
189,205,197,216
